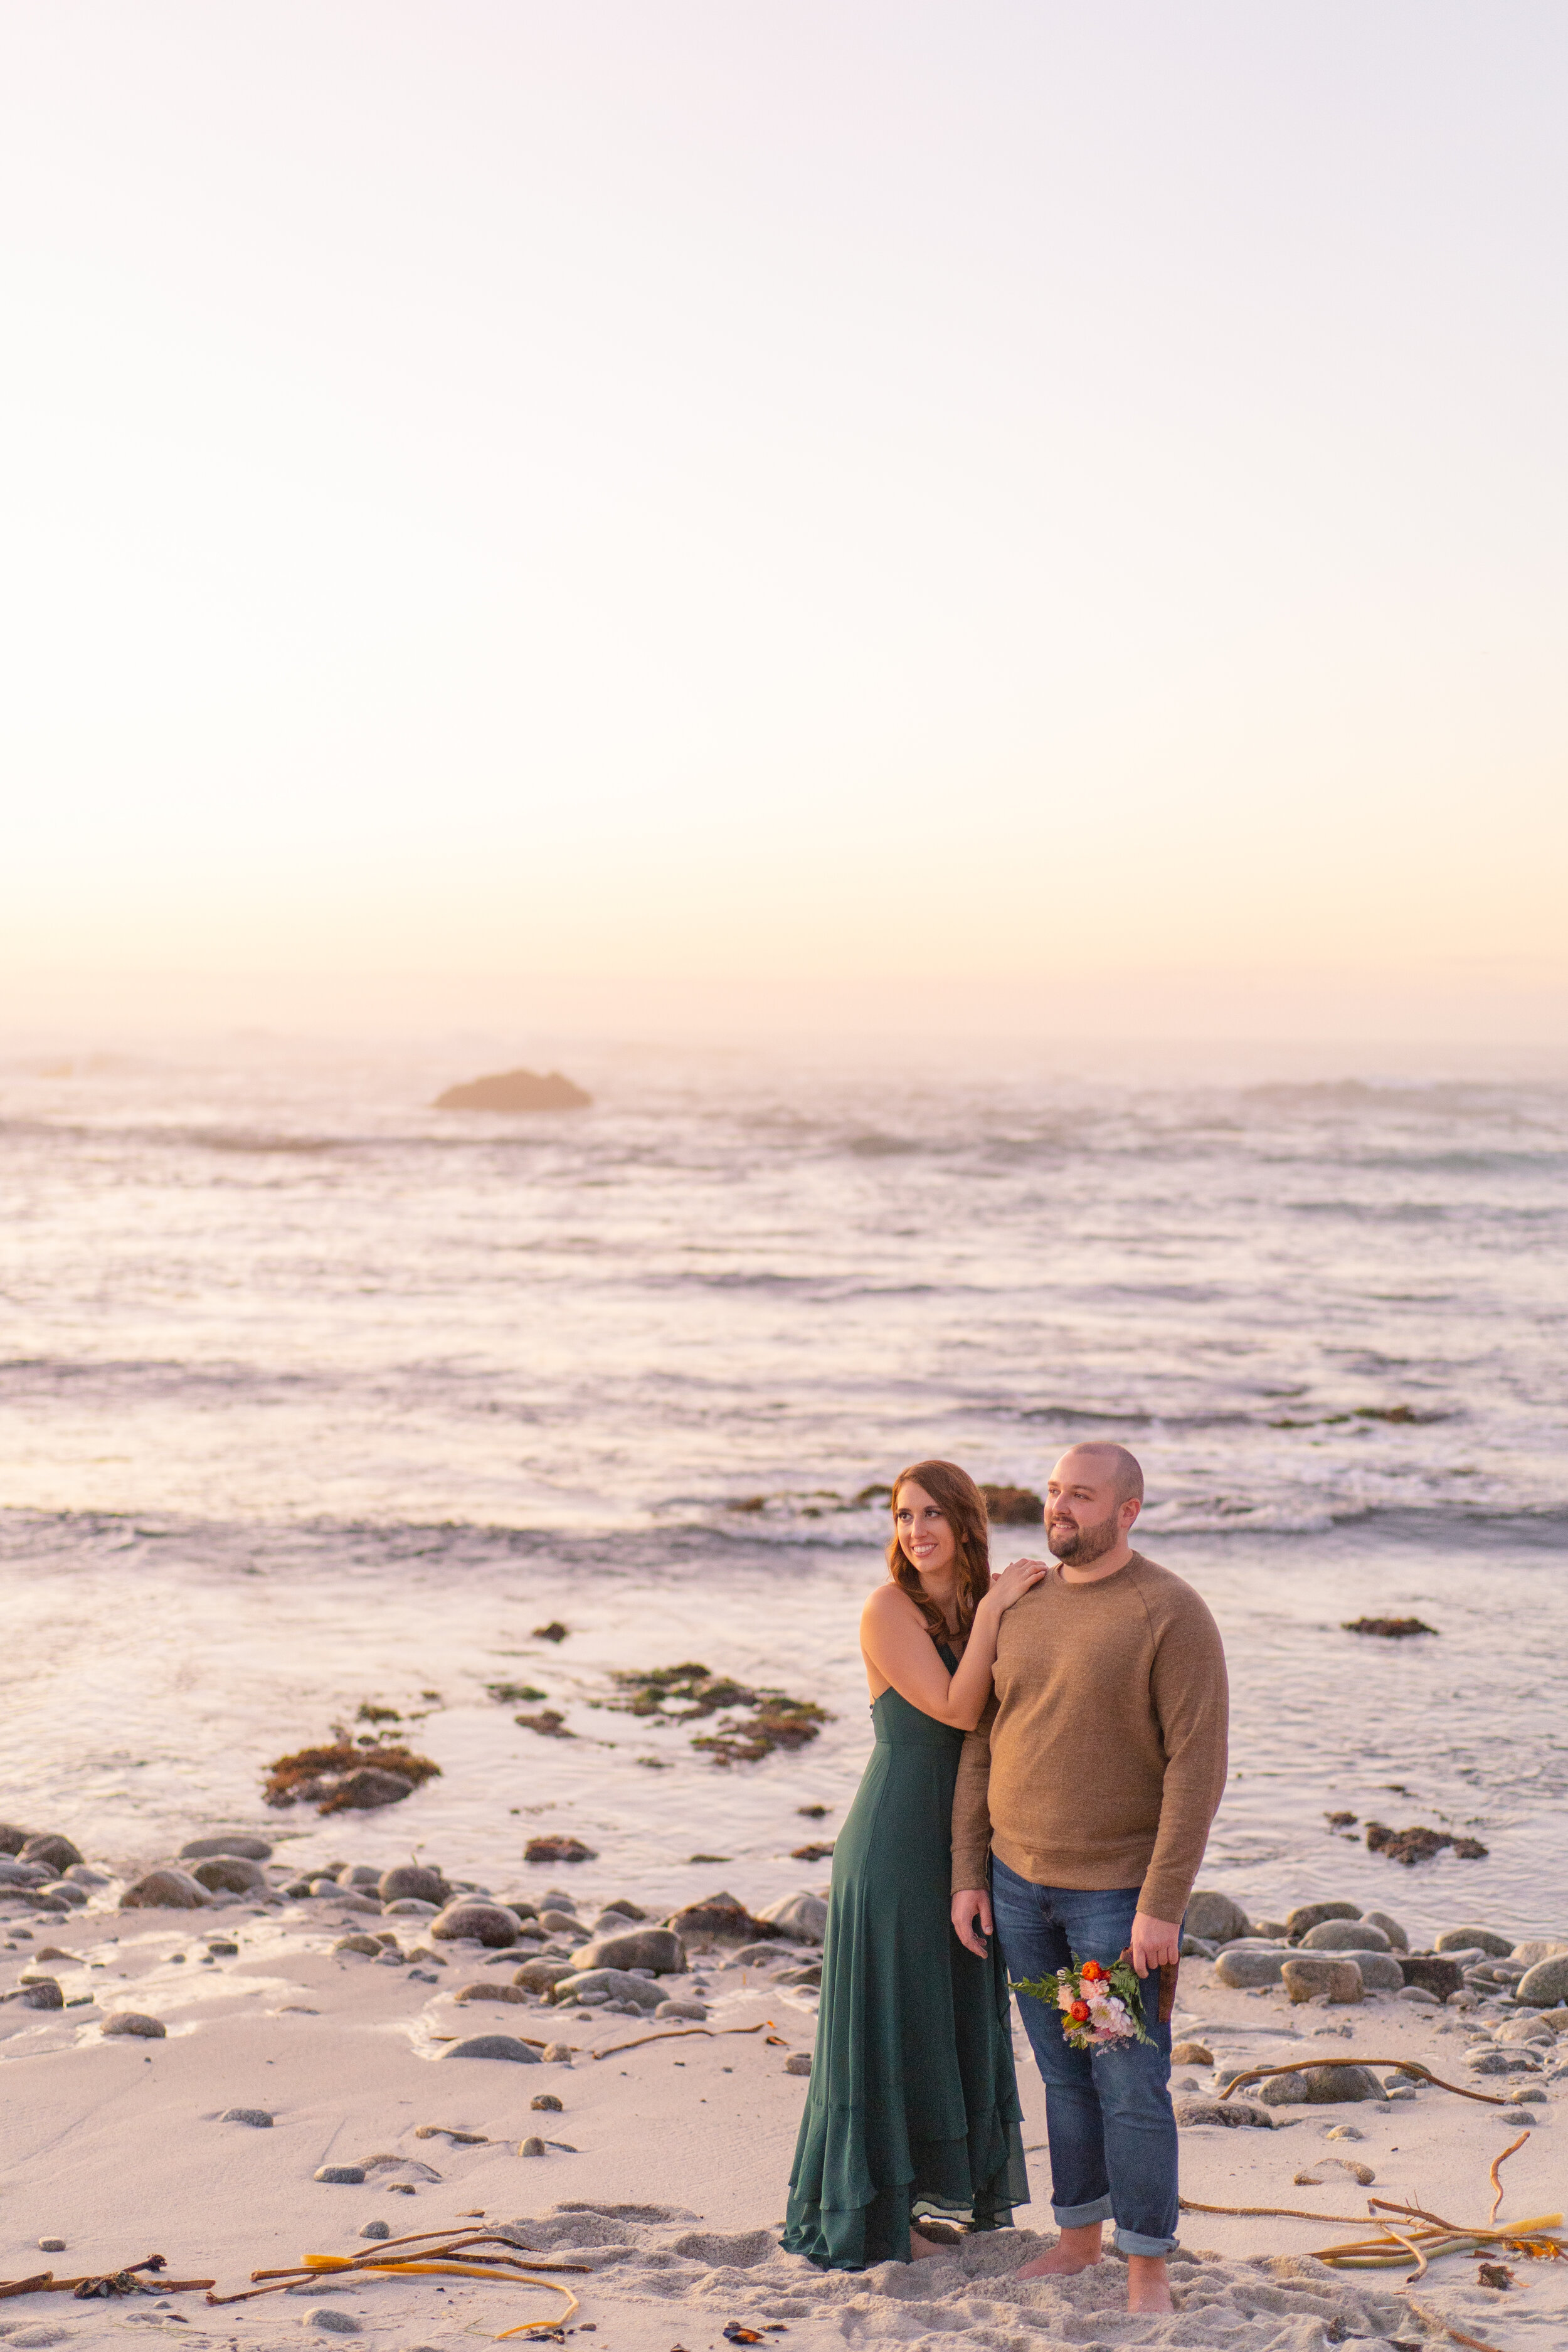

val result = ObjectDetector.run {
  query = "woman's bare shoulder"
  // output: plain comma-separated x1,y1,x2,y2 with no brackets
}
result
861,1580,921,1628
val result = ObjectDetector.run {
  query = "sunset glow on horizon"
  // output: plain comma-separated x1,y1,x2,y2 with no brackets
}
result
3,2,1565,1041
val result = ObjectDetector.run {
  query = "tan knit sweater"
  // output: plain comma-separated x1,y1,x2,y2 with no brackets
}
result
950,1549,1228,1925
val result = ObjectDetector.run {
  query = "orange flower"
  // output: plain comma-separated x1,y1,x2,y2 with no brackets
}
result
1069,1999,1091,2023
1079,1961,1103,1982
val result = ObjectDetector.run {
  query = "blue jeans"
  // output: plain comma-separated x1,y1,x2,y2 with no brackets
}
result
988,1857,1178,2258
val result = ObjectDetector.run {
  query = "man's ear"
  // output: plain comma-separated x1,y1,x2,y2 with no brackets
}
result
1121,1495,1142,1530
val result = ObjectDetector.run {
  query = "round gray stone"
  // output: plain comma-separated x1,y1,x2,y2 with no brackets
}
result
222,2107,273,2127
442,2034,541,2062
102,2011,166,2038
567,1928,684,1976
1212,1946,1290,1988
1435,1926,1514,1956
1362,1910,1409,1951
378,1865,448,1907
1184,1890,1252,1944
430,1902,519,1948
1285,1902,1360,1941
1301,1919,1391,1952
191,1855,268,1895
1517,1955,1568,2008
314,2166,367,2183
180,1835,273,1861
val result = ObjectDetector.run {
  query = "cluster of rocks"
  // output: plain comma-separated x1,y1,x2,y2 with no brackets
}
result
0,1827,110,1919
1182,1888,1568,2011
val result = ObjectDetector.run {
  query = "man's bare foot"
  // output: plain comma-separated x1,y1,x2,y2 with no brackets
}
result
1014,2222,1103,2279
1126,2255,1173,2312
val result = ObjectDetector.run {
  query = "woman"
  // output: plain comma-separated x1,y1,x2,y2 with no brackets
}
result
783,1460,1046,2270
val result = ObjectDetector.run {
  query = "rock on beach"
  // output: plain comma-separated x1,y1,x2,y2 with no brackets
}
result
757,1892,828,1944
1184,1889,1251,1944
1212,1946,1290,1989
191,1855,268,1894
180,1835,272,1861
102,2012,166,2038
430,1902,519,1947
1518,1955,1568,2007
120,1868,211,1910
442,2035,541,2062
1301,1918,1390,1952
379,1864,448,1906
1285,1901,1360,1941
1434,1925,1513,1956
1281,1956,1363,2004
569,1927,684,1974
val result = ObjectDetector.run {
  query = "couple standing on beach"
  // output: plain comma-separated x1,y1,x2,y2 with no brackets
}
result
782,1444,1229,2317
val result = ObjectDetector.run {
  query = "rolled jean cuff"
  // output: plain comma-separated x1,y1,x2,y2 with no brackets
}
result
1113,2225,1178,2259
1052,2194,1113,2230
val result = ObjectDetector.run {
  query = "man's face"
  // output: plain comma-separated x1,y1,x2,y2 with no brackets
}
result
1046,1453,1130,1565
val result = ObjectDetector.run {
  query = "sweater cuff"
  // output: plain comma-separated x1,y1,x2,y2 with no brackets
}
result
1136,1867,1194,1927
950,1843,991,1895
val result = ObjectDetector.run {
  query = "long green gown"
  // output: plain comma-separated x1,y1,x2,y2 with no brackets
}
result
783,1645,1029,2269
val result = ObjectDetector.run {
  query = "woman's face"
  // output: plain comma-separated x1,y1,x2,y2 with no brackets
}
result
894,1481,957,1579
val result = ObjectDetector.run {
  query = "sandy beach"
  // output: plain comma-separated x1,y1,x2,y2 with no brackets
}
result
3,1846,1565,2352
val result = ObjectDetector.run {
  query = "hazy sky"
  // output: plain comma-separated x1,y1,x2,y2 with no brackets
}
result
3,2,1564,1036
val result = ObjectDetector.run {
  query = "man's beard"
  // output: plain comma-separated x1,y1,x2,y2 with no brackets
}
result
1047,1507,1123,1565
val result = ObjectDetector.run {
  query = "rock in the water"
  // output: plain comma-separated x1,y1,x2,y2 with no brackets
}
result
1213,1946,1290,1988
191,1855,268,1895
1362,1910,1409,1951
1513,1939,1568,1967
430,1903,519,1947
1399,1953,1465,1999
1285,1902,1360,1941
102,2012,166,2037
435,1068,591,1112
120,1868,211,1910
379,1864,448,1907
523,1835,596,1864
223,2107,273,2126
181,1835,273,1862
568,1927,684,1975
782,2052,812,2076
332,1768,415,1810
1436,1926,1514,1956
1171,2041,1214,2066
1281,1956,1363,2004
302,2307,361,2331
667,1890,771,1944
655,2000,709,2020
359,2221,391,2240
1301,1919,1391,1952
1517,1955,1568,2008
756,1892,828,1946
19,1835,84,1874
18,1979,64,2009
454,1981,529,2005
514,1957,577,1993
443,2035,541,2062
1184,1890,1252,1945
333,1934,384,1957
1174,2096,1273,2127
40,1879,88,1908
554,1968,662,2010
314,2166,367,2184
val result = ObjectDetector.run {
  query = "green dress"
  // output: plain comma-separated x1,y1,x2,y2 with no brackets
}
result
783,1645,1029,2269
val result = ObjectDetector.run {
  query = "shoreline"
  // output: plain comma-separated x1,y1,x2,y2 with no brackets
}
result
3,1835,1567,2351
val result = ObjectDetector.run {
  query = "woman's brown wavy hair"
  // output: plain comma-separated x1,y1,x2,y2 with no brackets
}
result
886,1459,992,1645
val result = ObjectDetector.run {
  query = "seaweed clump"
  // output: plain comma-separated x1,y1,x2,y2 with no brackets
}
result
1365,1820,1488,1865
1343,1616,1438,1638
262,1735,441,1814
609,1661,830,1766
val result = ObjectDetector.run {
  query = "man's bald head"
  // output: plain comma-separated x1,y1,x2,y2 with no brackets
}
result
1045,1443,1144,1571
1056,1441,1144,1505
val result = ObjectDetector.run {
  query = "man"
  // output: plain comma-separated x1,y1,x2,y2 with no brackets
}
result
950,1443,1227,2315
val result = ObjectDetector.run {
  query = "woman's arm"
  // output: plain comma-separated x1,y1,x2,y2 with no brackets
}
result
861,1558,1046,1729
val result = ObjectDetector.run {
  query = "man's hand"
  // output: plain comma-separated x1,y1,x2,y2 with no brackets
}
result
951,1887,993,1957
1130,1911,1181,1975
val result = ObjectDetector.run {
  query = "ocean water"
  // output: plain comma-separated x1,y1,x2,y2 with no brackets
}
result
1,1036,1564,1940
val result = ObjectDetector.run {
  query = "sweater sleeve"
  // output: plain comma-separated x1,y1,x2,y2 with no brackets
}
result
950,1692,998,1893
1137,1589,1229,1924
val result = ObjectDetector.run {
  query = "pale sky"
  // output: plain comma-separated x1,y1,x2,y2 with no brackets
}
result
3,2,1565,1037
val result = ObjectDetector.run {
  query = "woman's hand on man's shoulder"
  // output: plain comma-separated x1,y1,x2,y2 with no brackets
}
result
985,1555,1054,1613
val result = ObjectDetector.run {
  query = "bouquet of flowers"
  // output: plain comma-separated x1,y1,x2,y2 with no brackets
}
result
1010,1953,1151,2053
